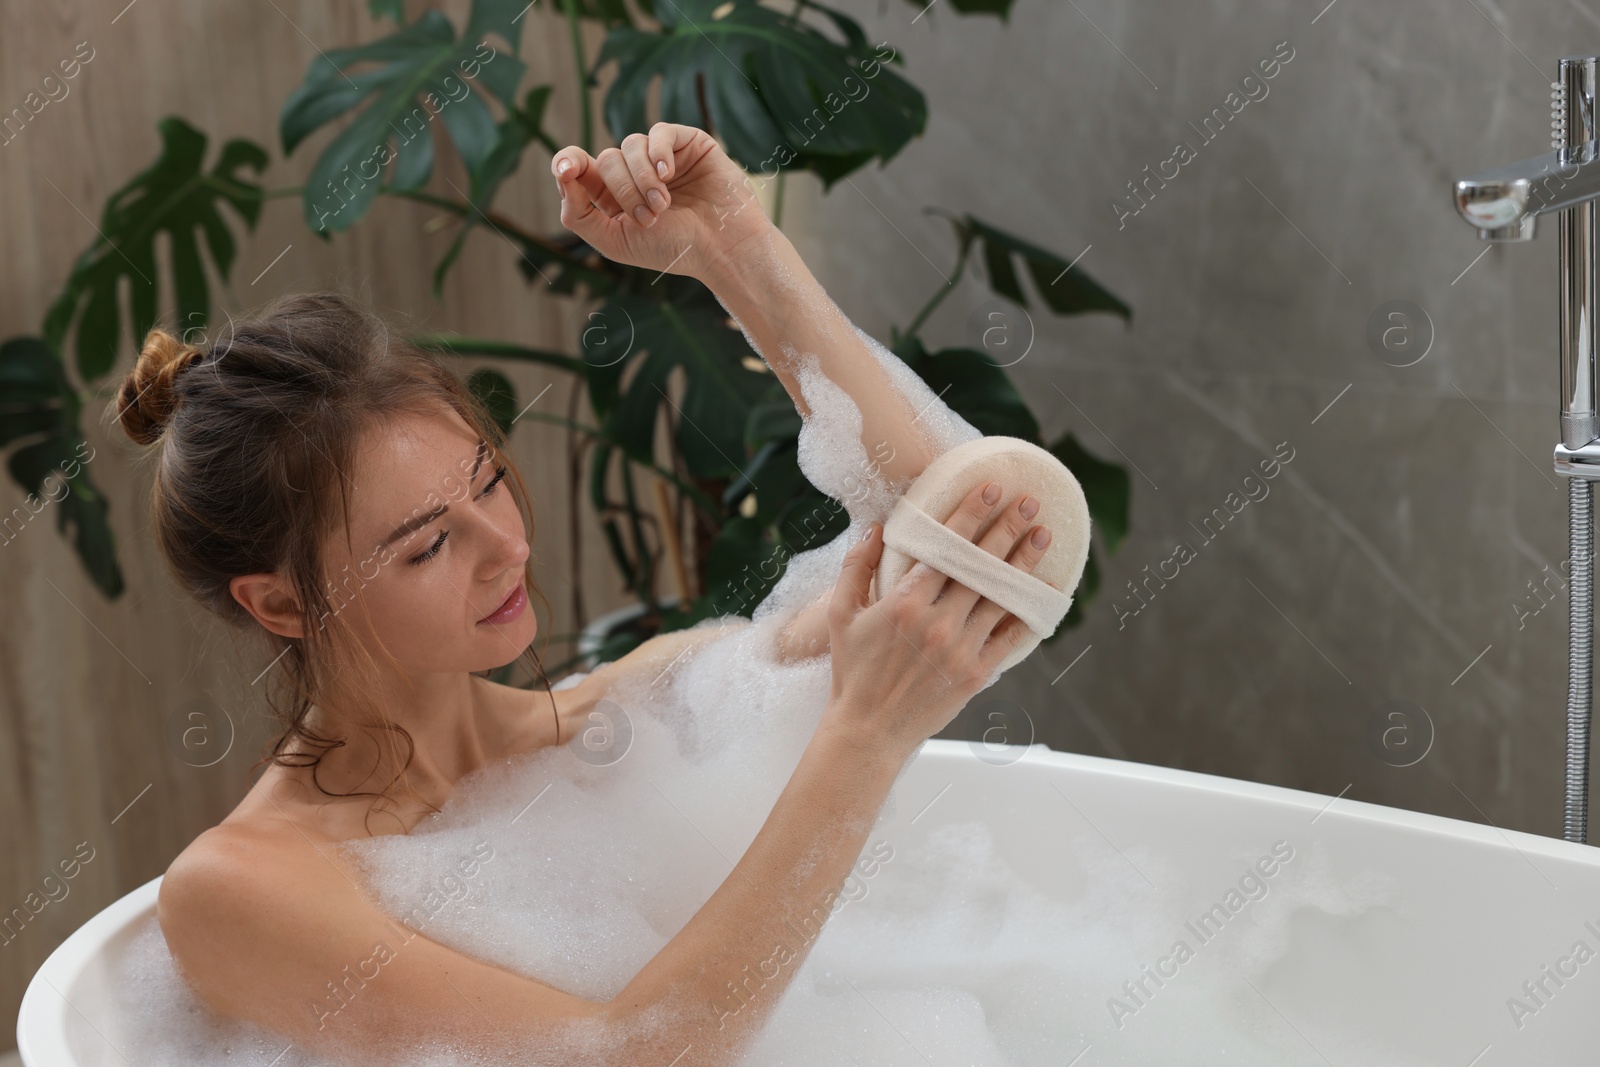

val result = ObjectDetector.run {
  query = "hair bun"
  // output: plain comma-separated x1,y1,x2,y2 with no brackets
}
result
118,328,206,445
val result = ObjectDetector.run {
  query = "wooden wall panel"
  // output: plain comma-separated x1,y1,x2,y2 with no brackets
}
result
0,0,629,1031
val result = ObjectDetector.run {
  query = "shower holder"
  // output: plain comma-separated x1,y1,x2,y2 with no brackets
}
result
1555,441,1600,478
1455,55,1600,846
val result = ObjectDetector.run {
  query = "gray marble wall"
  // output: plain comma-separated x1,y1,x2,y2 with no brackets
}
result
2,1,1593,1041
784,0,1595,839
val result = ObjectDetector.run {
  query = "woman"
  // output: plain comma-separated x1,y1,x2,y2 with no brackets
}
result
135,121,1057,1066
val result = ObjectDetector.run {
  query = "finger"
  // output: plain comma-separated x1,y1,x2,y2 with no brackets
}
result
903,480,1005,604
621,131,671,218
652,121,708,185
647,121,679,182
557,172,615,240
978,612,1031,672
553,148,616,236
552,147,608,210
829,523,882,622
595,144,657,229
941,492,1045,620
591,184,624,218
968,522,1053,636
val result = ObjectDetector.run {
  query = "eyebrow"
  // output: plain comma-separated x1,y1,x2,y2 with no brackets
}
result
377,440,489,551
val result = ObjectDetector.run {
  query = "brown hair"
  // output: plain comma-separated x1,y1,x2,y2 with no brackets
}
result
113,291,559,828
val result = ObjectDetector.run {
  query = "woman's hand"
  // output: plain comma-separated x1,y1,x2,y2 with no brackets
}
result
550,122,773,282
823,483,1055,758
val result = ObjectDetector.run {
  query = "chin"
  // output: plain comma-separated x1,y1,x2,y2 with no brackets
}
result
471,614,539,671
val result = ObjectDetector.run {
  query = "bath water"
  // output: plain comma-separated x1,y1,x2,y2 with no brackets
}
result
106,318,1407,1065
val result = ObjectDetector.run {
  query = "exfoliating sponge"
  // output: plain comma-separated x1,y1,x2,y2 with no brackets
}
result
872,435,1091,673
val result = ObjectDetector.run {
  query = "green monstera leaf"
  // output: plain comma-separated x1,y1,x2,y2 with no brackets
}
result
41,117,268,383
590,280,770,480
950,212,1131,323
0,337,72,449
431,84,557,297
280,0,530,235
1049,430,1129,555
0,337,122,597
467,367,518,436
596,0,926,187
892,336,1040,439
6,434,122,598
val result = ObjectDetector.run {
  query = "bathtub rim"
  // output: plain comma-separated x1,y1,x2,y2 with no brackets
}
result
16,871,161,1067
963,740,1598,865
16,739,1599,1064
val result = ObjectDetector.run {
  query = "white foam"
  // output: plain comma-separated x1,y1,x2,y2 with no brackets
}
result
783,320,982,531
106,319,1419,1066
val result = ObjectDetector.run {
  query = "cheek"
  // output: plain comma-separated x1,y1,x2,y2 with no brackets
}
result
353,564,465,647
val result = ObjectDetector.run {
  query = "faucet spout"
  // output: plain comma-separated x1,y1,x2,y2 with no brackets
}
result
1453,151,1593,239
1454,57,1600,241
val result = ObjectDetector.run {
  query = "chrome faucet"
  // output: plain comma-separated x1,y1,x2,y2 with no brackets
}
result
1454,56,1599,845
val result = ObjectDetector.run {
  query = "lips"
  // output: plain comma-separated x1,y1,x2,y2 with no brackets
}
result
473,585,524,627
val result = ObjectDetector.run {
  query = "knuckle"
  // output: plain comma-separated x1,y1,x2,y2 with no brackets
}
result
622,131,646,147
1011,533,1042,568
924,619,956,650
1006,509,1034,544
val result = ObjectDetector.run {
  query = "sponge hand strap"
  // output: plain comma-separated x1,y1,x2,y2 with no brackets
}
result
880,495,1074,637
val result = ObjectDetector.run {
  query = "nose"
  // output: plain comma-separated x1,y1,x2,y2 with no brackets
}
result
468,502,530,579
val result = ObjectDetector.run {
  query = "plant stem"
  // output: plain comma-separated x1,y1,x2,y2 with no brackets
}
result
618,458,657,610
563,0,593,154
217,178,586,271
772,170,787,230
383,188,551,252
900,232,976,342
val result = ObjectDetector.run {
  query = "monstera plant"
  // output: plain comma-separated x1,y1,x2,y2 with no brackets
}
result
0,0,1131,676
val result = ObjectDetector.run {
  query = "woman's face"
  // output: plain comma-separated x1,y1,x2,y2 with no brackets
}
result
322,406,537,675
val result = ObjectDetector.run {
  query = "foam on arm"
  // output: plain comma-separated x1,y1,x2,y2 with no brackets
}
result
703,225,981,530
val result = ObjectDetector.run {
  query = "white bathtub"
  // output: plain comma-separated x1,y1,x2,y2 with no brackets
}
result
19,739,1600,1064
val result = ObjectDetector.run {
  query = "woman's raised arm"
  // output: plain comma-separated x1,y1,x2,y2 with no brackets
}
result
697,223,954,489
550,123,973,499
550,124,1004,661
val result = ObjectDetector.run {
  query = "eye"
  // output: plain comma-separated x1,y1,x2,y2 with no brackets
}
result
406,467,505,566
409,529,448,566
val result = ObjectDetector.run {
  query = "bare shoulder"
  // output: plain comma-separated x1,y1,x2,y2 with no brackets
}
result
157,807,602,1060
590,614,752,685
156,818,338,1001
159,815,317,916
